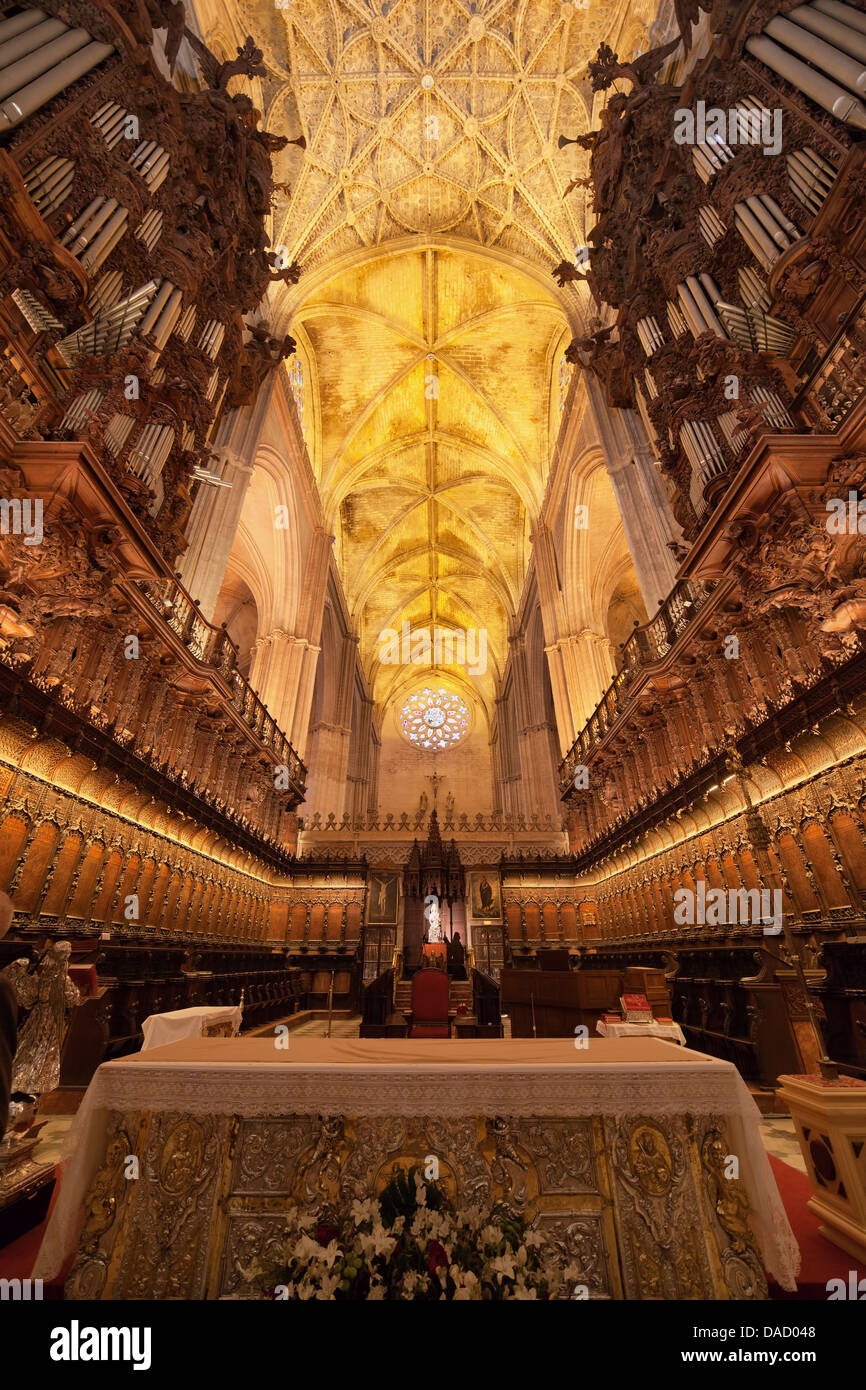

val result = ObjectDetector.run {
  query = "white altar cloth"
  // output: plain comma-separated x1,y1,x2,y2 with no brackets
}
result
140,1005,242,1051
33,1036,800,1290
597,1019,686,1046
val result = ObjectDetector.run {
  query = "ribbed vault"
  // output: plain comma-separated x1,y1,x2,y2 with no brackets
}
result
293,240,568,711
234,0,621,314
198,0,654,741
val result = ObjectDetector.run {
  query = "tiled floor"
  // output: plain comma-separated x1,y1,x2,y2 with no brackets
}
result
283,1015,361,1038
759,1115,807,1173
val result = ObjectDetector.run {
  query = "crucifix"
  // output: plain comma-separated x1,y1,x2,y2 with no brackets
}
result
426,770,443,810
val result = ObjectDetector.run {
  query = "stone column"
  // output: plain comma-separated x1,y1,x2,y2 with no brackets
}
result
177,445,255,621
583,376,681,611
249,629,321,756
304,628,359,819
545,629,617,751
347,693,377,821
176,376,280,620
507,633,561,821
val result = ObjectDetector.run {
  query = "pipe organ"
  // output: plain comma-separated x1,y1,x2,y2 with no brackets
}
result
0,0,307,1003
557,0,866,1082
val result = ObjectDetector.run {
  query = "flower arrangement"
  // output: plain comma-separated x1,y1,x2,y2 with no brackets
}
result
236,1166,576,1300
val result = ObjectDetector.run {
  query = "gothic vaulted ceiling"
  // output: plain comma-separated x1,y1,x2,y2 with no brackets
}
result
237,0,621,283
294,243,567,713
207,0,651,719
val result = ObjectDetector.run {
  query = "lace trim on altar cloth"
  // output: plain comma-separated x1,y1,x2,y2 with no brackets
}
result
33,1061,801,1292
52,1057,752,1119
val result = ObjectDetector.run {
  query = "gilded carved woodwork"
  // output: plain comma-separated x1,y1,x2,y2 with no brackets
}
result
0,0,308,902
558,1,866,905
0,756,281,940
63,1105,768,1300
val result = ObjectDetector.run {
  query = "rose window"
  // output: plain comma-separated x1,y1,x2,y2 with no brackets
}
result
398,687,469,750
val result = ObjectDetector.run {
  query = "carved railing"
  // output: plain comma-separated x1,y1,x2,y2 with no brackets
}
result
134,575,304,785
299,810,568,835
798,296,866,433
0,348,46,436
558,577,716,791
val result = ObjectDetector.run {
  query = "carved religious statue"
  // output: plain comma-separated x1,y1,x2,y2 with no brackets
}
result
424,893,443,944
2,942,80,1096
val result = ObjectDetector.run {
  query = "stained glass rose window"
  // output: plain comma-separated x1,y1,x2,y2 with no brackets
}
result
398,686,470,750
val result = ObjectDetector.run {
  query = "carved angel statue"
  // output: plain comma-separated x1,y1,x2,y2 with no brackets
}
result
183,29,265,90
587,38,681,92
2,942,80,1096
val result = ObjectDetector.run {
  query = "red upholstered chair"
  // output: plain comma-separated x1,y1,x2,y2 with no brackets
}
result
409,968,450,1038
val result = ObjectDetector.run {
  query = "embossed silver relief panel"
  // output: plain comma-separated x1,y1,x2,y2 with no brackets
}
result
536,1213,614,1300
220,1215,290,1299
110,1111,230,1301
231,1117,319,1193
67,1108,768,1300
516,1119,598,1194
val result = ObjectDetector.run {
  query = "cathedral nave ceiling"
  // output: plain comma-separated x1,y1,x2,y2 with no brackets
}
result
200,0,654,718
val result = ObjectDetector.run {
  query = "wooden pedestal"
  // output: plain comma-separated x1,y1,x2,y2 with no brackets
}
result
777,1071,866,1265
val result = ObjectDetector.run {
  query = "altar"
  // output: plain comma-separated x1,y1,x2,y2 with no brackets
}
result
140,1004,243,1051
34,1037,799,1299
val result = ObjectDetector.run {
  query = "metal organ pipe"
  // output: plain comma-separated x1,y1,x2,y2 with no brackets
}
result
636,317,664,355
667,300,688,338
744,194,798,249
677,281,709,339
760,15,866,93
0,9,49,43
138,280,176,338
759,194,800,241
686,275,726,337
813,0,866,35
0,39,114,131
738,266,771,311
80,205,129,271
91,101,128,148
746,34,866,126
786,146,837,214
787,4,866,62
87,270,123,314
0,17,67,69
734,202,780,268
765,14,866,93
143,150,169,192
62,196,119,254
149,289,183,349
0,26,91,99
24,155,74,214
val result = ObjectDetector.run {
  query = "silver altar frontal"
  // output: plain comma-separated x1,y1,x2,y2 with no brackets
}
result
35,1037,800,1299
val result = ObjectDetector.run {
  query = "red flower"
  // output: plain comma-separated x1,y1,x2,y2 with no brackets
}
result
316,1222,339,1246
427,1241,447,1275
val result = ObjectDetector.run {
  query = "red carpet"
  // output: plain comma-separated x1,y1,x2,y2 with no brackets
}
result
1,1155,862,1299
767,1155,865,1299
0,1168,68,1297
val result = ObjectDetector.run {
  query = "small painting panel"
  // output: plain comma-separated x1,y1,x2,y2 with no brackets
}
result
367,872,399,925
468,870,502,920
